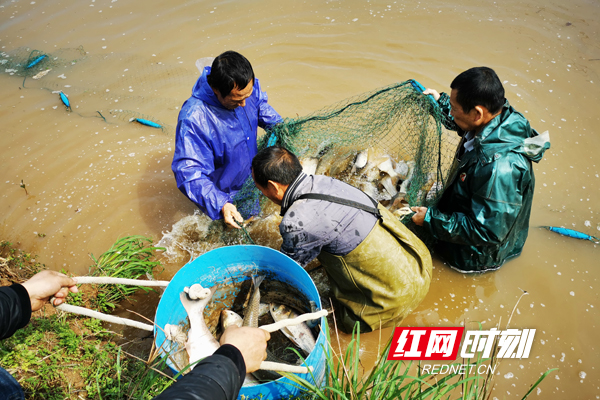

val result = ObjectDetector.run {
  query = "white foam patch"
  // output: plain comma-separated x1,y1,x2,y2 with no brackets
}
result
156,211,217,262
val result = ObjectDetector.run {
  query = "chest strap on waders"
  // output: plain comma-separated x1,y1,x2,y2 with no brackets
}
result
296,193,382,219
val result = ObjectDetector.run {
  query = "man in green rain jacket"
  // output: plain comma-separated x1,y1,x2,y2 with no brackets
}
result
252,146,432,333
412,67,550,273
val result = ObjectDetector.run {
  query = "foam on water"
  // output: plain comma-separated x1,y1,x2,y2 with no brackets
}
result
156,210,218,262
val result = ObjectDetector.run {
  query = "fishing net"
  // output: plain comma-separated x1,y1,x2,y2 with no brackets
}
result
1,45,461,247
232,80,461,243
0,46,179,133
0,46,87,84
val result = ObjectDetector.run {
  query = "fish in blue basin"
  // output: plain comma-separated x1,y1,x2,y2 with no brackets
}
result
270,303,316,356
220,303,269,330
220,309,243,329
180,285,219,368
242,275,265,328
241,276,285,382
218,308,260,386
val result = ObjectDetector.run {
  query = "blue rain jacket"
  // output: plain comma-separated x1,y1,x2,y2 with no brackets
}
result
423,93,550,272
172,66,282,220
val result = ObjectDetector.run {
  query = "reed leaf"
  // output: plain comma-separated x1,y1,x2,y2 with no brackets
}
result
520,368,558,399
283,320,556,400
89,235,165,312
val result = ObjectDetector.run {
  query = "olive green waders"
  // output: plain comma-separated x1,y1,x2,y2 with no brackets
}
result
318,205,432,332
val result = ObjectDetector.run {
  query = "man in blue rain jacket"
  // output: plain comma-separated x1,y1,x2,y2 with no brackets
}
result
412,67,550,273
172,51,282,228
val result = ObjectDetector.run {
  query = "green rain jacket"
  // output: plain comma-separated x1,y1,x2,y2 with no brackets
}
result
423,93,550,273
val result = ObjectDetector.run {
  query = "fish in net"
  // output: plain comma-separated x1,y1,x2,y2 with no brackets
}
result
232,79,461,245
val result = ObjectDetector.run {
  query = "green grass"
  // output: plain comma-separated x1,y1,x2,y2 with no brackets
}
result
281,321,556,400
88,235,165,312
2,238,556,399
0,313,175,399
1,237,175,399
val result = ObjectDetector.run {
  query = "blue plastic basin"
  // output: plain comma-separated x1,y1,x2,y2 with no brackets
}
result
154,245,327,400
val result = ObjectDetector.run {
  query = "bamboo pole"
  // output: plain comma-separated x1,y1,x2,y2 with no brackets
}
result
260,309,328,333
73,276,170,287
55,303,154,331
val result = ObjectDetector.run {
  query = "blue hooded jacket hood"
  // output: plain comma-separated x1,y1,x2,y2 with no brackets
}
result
192,67,223,108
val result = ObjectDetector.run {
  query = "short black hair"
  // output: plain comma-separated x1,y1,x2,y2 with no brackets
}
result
207,51,255,97
252,146,303,187
451,67,505,114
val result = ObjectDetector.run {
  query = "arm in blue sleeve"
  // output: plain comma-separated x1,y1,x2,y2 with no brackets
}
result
254,79,282,130
172,119,232,220
424,159,529,247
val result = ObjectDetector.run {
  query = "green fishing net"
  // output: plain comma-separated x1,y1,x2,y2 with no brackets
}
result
1,46,460,246
0,46,178,132
0,46,87,84
232,80,461,243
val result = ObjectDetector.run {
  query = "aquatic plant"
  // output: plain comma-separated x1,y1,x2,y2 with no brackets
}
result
20,180,28,196
88,235,165,312
282,318,555,400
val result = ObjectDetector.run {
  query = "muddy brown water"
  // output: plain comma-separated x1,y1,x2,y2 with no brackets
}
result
1,0,599,398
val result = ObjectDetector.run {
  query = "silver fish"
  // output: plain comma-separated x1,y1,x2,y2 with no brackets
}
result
380,175,398,197
362,161,382,182
394,160,410,180
398,161,415,195
300,157,319,176
180,286,219,368
270,303,316,356
377,158,398,179
258,302,270,318
32,68,51,80
242,276,283,382
243,275,265,328
219,309,260,387
426,182,443,202
353,149,369,170
220,309,243,330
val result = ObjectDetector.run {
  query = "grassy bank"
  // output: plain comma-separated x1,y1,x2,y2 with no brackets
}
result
0,238,175,399
1,238,555,399
284,319,556,400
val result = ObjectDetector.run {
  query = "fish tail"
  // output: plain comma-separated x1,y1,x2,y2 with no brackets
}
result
252,275,265,289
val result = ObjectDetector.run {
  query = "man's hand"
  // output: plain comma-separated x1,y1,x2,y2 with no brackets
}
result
222,202,244,229
21,270,78,311
220,326,270,373
423,88,441,101
411,206,428,226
